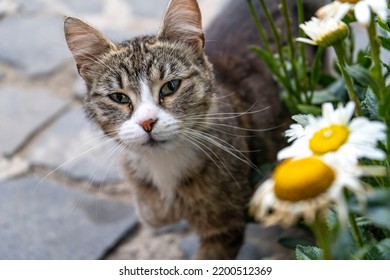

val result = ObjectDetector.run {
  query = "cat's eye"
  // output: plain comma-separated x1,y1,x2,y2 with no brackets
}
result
109,93,131,104
160,80,181,98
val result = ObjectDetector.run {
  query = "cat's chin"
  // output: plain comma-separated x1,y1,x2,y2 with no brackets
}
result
141,137,168,148
124,136,176,154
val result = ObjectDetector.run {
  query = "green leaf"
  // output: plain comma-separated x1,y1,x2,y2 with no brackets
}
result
377,17,390,33
295,245,322,260
361,87,379,120
291,114,309,126
353,241,378,260
345,64,380,94
378,36,390,51
377,238,390,259
321,78,348,101
279,237,314,249
310,47,324,90
250,46,278,76
356,50,372,68
311,89,338,104
250,46,290,90
345,64,374,87
296,104,322,116
330,226,356,260
325,209,338,231
381,62,390,78
365,189,390,228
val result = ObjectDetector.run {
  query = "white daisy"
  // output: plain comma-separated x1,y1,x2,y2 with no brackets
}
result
278,102,386,165
249,156,364,227
285,123,306,143
316,0,389,26
297,17,349,47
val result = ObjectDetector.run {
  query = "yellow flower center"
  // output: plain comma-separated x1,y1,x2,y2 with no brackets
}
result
316,21,349,48
274,158,336,202
309,125,349,155
339,0,359,3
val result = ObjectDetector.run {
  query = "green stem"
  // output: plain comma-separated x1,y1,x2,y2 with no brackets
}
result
348,212,364,251
366,16,390,185
281,0,304,101
311,216,331,260
309,47,325,102
333,42,362,116
247,0,272,53
258,0,300,102
297,0,309,96
367,16,386,102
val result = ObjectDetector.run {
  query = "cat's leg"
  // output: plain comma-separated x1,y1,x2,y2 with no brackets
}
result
195,226,245,260
133,182,181,227
185,195,248,260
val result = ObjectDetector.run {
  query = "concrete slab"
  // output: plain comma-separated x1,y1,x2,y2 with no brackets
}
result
180,223,310,259
0,86,68,156
0,14,70,76
27,108,124,183
0,176,137,259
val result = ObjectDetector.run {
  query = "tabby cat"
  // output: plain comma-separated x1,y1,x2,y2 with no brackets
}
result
64,0,322,259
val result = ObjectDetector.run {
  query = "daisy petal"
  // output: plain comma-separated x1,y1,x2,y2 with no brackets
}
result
355,1,371,25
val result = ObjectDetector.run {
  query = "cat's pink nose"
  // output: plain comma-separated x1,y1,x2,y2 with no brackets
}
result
140,118,158,133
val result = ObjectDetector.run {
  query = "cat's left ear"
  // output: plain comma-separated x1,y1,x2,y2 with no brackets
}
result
64,17,117,82
158,0,204,51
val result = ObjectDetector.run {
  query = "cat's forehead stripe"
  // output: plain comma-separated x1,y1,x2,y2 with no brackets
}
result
140,79,154,103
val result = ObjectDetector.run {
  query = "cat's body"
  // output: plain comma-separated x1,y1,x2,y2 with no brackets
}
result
64,0,324,259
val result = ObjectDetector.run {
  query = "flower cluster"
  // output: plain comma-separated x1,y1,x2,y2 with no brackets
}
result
248,0,390,259
250,102,386,226
316,0,388,26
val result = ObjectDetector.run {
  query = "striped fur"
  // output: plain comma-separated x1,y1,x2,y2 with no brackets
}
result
64,0,253,259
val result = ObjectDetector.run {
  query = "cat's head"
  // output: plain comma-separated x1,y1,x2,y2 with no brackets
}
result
64,0,215,153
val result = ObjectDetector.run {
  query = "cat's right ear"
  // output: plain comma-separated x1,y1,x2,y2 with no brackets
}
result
64,17,116,81
158,0,204,52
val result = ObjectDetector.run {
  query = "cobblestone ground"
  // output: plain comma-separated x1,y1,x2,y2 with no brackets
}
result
0,0,308,260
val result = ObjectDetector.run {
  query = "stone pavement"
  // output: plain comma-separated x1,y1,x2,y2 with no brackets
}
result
0,0,308,260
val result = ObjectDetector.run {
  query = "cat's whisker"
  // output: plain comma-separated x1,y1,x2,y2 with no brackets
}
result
178,134,225,173
177,105,270,121
67,139,126,217
213,92,236,100
184,123,252,138
61,133,121,180
180,134,240,188
183,120,283,133
178,133,241,189
182,128,259,172
34,134,120,191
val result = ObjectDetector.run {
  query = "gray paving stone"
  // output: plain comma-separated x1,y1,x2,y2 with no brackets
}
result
236,223,311,260
27,108,124,183
0,86,68,156
59,0,104,14
0,176,137,259
180,234,199,259
129,0,169,19
180,223,311,259
154,220,189,236
102,27,137,43
0,0,19,18
14,0,47,13
0,14,70,76
73,75,86,99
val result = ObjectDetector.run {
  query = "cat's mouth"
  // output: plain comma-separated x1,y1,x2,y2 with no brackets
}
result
142,136,167,147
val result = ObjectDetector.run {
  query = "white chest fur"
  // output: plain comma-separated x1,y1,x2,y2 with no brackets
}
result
125,142,201,202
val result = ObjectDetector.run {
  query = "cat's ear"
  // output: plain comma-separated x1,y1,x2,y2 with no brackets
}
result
158,0,204,51
64,17,116,80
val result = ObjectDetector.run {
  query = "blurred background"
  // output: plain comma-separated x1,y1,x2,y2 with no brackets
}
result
0,0,307,259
